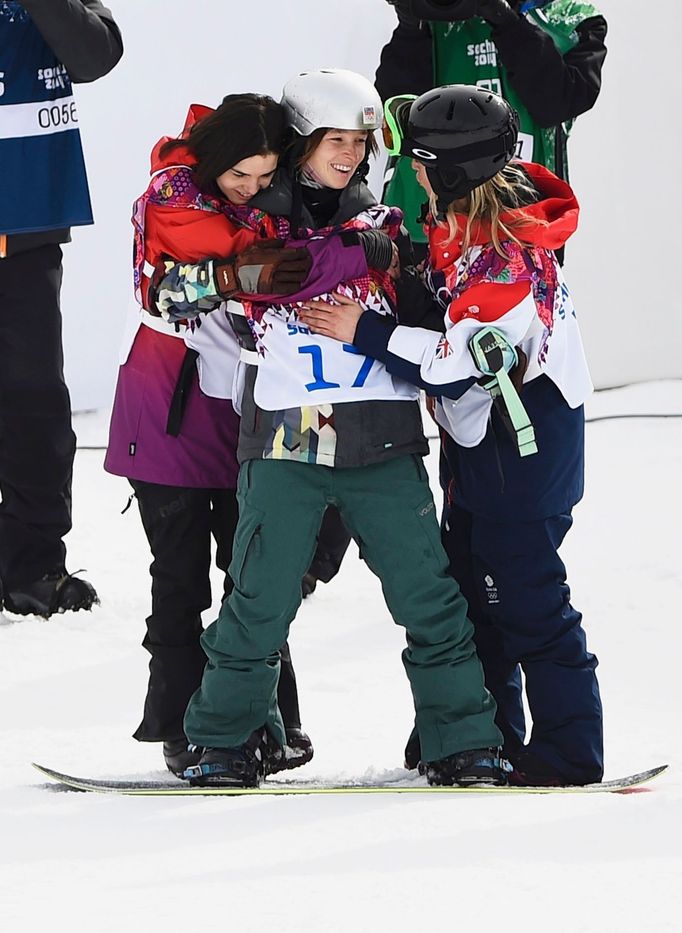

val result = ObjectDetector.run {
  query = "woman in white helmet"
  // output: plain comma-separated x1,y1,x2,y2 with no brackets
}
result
178,69,506,789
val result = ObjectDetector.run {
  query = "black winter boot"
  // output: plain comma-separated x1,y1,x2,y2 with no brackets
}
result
508,749,576,787
301,572,317,598
404,730,422,771
268,727,314,773
163,739,201,778
183,728,281,787
3,570,99,618
426,748,512,787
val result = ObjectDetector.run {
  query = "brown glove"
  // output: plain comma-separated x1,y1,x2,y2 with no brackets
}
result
214,239,312,298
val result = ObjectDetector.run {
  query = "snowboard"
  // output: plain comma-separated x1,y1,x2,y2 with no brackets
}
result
32,762,668,796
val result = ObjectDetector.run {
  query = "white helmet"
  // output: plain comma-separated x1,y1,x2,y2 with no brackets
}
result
281,68,383,137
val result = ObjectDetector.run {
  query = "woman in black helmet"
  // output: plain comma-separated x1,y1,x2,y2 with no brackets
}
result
300,84,604,787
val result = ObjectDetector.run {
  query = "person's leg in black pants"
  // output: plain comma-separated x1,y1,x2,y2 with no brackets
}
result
303,504,353,595
131,481,218,743
132,482,306,748
0,245,76,590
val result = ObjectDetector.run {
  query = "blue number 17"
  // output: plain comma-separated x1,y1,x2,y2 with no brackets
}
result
298,344,374,391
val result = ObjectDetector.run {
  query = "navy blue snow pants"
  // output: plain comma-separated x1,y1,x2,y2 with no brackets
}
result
442,502,603,785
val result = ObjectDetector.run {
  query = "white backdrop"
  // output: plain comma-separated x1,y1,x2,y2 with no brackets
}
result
62,0,681,410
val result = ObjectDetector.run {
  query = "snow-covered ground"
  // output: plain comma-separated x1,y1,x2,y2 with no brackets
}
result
1,381,681,932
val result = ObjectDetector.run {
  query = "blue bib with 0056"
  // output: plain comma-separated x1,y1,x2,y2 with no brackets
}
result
0,2,93,234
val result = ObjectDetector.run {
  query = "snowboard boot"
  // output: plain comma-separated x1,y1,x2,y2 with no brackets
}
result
508,749,576,787
301,572,317,599
3,570,99,618
163,739,201,778
267,727,314,774
404,730,422,771
183,728,281,787
425,748,512,787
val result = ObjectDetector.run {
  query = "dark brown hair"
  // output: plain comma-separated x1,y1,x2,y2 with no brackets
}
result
160,93,289,190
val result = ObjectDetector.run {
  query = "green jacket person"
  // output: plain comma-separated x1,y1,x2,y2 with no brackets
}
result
376,0,607,249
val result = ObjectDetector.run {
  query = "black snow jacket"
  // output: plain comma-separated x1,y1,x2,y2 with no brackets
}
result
375,5,607,181
235,166,428,468
375,5,607,122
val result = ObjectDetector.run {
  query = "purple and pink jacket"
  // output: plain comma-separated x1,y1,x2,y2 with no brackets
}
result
104,104,368,488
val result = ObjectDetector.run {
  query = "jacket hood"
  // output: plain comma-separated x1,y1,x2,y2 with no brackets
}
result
429,161,579,267
149,103,212,174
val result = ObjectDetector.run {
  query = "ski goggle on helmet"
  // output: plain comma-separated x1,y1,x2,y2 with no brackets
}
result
383,84,520,206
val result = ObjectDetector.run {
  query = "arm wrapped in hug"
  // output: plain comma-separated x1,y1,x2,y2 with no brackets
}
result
150,233,370,321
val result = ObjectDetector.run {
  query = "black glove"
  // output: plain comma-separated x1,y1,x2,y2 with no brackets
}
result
407,0,478,21
400,0,519,24
508,346,528,394
355,229,397,271
477,345,528,392
474,0,519,28
385,0,422,28
214,239,312,298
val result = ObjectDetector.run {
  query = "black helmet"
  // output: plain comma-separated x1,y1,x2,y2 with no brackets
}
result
389,84,519,211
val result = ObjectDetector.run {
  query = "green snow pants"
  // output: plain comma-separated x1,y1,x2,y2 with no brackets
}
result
184,456,502,762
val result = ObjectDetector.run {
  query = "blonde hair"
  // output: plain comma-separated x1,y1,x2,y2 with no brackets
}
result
433,163,544,258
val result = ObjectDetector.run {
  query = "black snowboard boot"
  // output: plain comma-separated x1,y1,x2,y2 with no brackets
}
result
301,572,317,599
3,570,99,618
508,749,574,787
183,728,281,787
268,727,314,774
404,730,422,771
426,748,512,787
163,739,201,778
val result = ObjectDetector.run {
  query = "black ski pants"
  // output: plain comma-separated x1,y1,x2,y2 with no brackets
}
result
308,505,352,583
0,245,76,590
130,480,302,742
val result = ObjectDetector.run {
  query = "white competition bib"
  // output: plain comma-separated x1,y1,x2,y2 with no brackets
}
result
251,284,418,411
184,302,240,400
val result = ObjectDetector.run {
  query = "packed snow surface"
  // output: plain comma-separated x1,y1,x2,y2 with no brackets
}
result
1,382,681,932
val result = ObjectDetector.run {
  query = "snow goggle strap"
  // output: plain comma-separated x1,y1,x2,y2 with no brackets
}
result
383,94,417,157
469,326,538,457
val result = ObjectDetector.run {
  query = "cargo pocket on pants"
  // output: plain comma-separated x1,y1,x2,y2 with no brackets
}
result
229,506,265,598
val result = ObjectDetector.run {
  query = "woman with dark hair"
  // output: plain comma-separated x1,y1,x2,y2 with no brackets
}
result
105,93,371,777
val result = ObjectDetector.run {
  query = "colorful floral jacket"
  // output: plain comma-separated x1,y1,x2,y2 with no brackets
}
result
351,162,592,449
347,161,591,519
